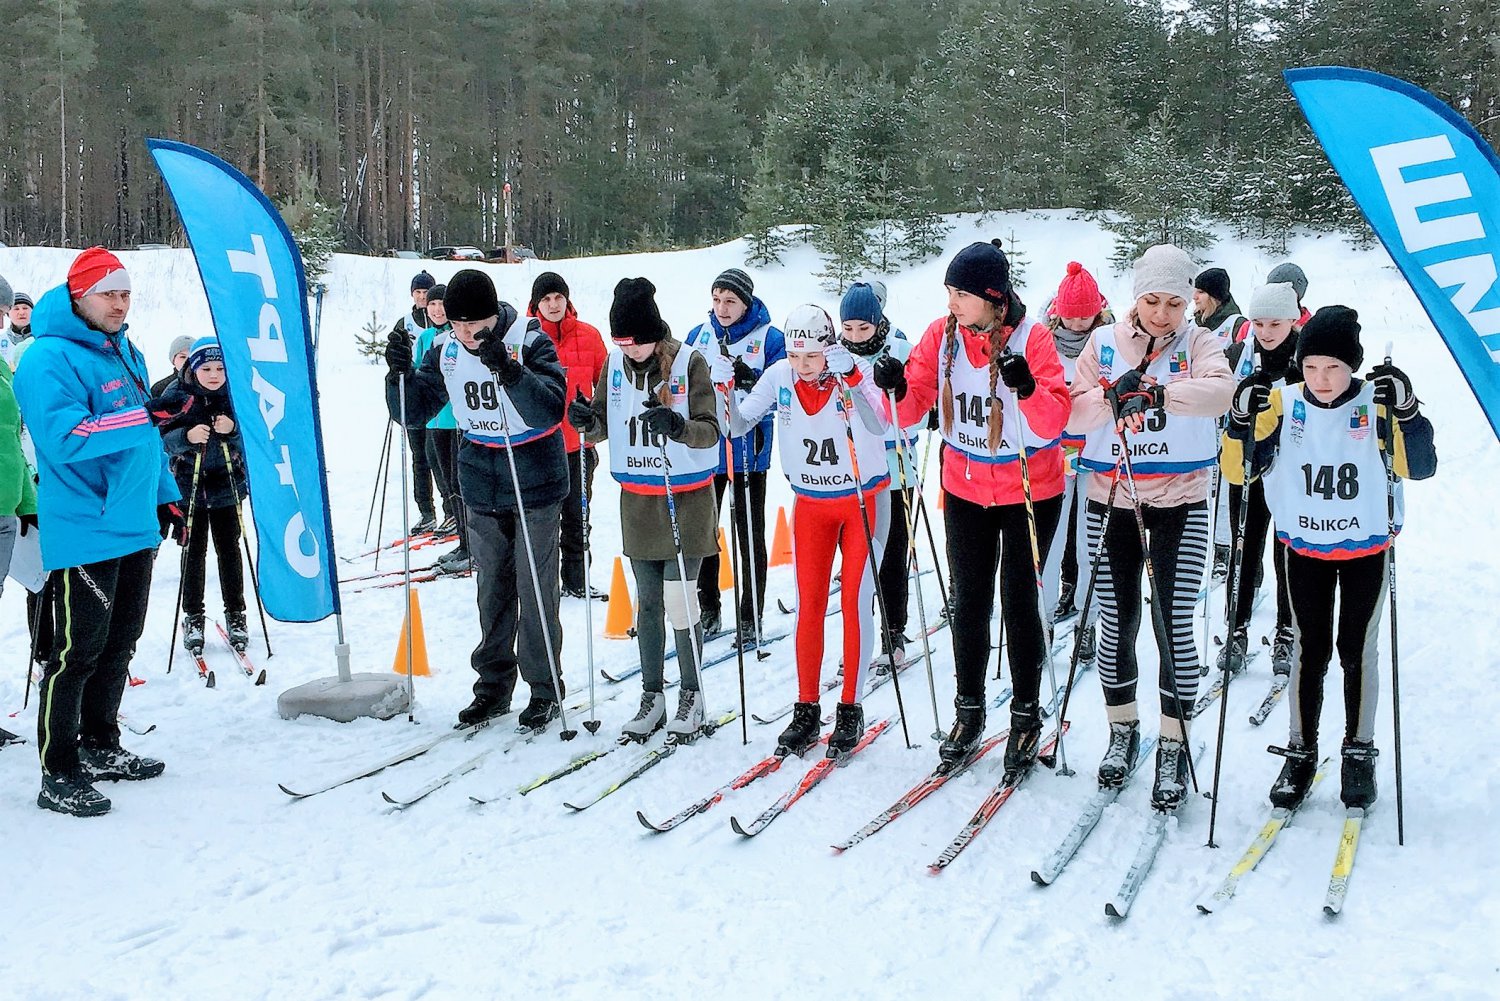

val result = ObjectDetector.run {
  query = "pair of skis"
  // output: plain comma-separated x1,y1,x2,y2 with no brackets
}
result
189,619,266,688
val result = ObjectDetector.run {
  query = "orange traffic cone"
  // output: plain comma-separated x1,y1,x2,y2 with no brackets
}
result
769,506,793,567
391,590,432,677
717,527,734,591
603,557,636,639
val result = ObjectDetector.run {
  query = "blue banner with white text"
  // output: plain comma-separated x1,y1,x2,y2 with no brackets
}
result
147,138,340,621
1287,67,1500,442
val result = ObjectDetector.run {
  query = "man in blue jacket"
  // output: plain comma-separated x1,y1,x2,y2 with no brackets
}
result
684,268,785,645
14,247,186,817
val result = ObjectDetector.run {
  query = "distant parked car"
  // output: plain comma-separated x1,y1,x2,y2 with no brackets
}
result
136,243,172,251
486,245,538,264
385,248,423,259
426,246,486,261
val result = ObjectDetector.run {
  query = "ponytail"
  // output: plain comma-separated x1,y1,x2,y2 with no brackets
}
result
654,341,675,406
939,314,959,436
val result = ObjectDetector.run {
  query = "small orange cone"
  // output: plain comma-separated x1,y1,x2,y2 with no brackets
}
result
603,557,636,639
717,527,735,591
770,506,793,567
391,590,432,676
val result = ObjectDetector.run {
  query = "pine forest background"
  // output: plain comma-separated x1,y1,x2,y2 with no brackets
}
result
1,0,1496,280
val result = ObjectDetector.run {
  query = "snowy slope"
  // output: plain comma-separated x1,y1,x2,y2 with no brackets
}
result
1,215,1496,1000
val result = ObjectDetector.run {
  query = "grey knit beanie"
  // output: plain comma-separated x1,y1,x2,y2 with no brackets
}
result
1266,262,1309,301
168,334,195,365
1132,245,1196,302
0,274,12,310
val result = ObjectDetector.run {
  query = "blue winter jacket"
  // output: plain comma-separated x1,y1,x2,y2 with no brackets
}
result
684,296,786,474
13,284,179,570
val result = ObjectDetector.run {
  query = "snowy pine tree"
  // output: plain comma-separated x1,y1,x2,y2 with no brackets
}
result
280,168,339,287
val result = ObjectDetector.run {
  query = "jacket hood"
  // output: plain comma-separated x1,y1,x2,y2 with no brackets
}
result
709,296,773,344
33,283,124,348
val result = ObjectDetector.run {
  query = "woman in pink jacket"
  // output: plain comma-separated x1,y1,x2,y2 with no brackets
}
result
1066,244,1233,811
873,240,1070,779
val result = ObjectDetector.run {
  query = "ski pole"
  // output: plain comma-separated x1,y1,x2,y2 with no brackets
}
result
1004,357,1071,776
658,436,710,729
493,375,576,741
1208,353,1259,847
834,375,911,750
166,447,206,676
364,421,393,544
397,374,416,722
24,573,55,709
1053,452,1125,734
887,391,942,740
733,429,766,649
911,428,952,618
374,420,394,572
1202,459,1221,669
1379,341,1405,845
220,441,273,659
718,385,752,744
1113,416,1199,794
578,439,601,735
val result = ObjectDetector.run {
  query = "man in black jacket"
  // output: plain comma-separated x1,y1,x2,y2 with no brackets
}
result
386,269,569,729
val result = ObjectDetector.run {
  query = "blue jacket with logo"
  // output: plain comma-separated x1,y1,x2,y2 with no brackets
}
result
13,284,179,570
684,296,785,474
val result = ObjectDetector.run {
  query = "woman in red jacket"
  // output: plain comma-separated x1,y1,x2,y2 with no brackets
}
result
873,240,1071,776
529,272,608,599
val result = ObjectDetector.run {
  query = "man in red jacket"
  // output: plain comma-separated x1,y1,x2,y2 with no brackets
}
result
529,272,608,599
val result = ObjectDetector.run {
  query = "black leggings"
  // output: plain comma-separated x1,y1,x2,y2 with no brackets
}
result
182,505,245,617
1286,549,1386,747
944,490,1061,705
1089,499,1208,721
698,470,768,625
1226,480,1291,632
426,427,461,527
876,486,911,643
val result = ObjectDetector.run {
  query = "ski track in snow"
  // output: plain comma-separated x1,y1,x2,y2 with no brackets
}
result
2,215,1497,998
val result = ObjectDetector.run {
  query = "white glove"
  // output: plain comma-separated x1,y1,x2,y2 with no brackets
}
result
708,351,736,386
823,343,856,377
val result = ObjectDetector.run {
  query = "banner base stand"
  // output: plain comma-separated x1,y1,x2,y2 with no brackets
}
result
278,673,411,723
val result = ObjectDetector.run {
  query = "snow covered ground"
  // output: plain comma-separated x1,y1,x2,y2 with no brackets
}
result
2,214,1497,999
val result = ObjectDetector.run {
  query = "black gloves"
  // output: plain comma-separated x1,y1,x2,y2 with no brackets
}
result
1228,370,1275,435
158,502,188,545
732,357,760,393
640,398,687,440
384,331,412,373
567,393,596,432
1366,363,1418,418
872,354,908,400
998,350,1036,400
475,327,524,386
19,513,38,536
1106,369,1164,423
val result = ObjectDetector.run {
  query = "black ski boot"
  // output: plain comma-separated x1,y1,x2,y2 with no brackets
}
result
1214,628,1249,677
938,696,986,771
1097,719,1141,789
1340,739,1379,809
699,606,722,639
1002,700,1043,782
79,744,165,781
733,621,763,652
1052,582,1078,624
38,768,111,817
182,613,206,656
1151,736,1190,811
518,697,561,732
1270,625,1295,677
776,702,821,757
1077,622,1097,664
826,703,865,759
411,513,437,535
225,610,249,652
1269,743,1317,809
0,726,24,748
456,694,509,728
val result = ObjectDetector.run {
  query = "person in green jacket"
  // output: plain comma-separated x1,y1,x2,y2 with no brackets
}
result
0,276,39,748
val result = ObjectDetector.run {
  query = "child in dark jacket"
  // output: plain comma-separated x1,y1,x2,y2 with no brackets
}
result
155,337,250,654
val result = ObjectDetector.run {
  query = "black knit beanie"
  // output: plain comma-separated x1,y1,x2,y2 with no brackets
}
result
944,240,1011,305
411,270,436,293
426,283,446,303
529,271,570,313
1194,267,1231,303
1297,305,1363,370
444,269,500,322
610,277,670,345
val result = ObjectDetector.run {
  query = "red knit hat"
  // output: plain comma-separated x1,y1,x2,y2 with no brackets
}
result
68,246,130,298
1052,261,1102,319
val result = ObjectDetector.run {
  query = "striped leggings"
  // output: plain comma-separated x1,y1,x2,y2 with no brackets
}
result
1087,499,1209,720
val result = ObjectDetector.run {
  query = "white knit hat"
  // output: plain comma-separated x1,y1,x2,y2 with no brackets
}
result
1247,282,1301,321
1132,245,1196,302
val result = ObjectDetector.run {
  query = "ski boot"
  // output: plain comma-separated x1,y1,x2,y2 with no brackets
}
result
1213,628,1249,677
1212,544,1230,583
517,697,561,732
1269,742,1317,809
411,513,438,535
620,692,666,743
776,702,821,757
1002,700,1043,783
1097,719,1141,789
435,547,472,575
826,702,866,759
937,695,986,771
436,513,459,535
732,620,764,652
456,693,509,729
872,633,906,676
79,744,165,781
1151,736,1190,811
1340,739,1379,809
699,606,722,640
665,689,706,743
182,614,206,657
1,726,25,748
1076,622,1097,664
1270,625,1295,677
38,768,111,817
1052,582,1078,624
225,610,249,652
